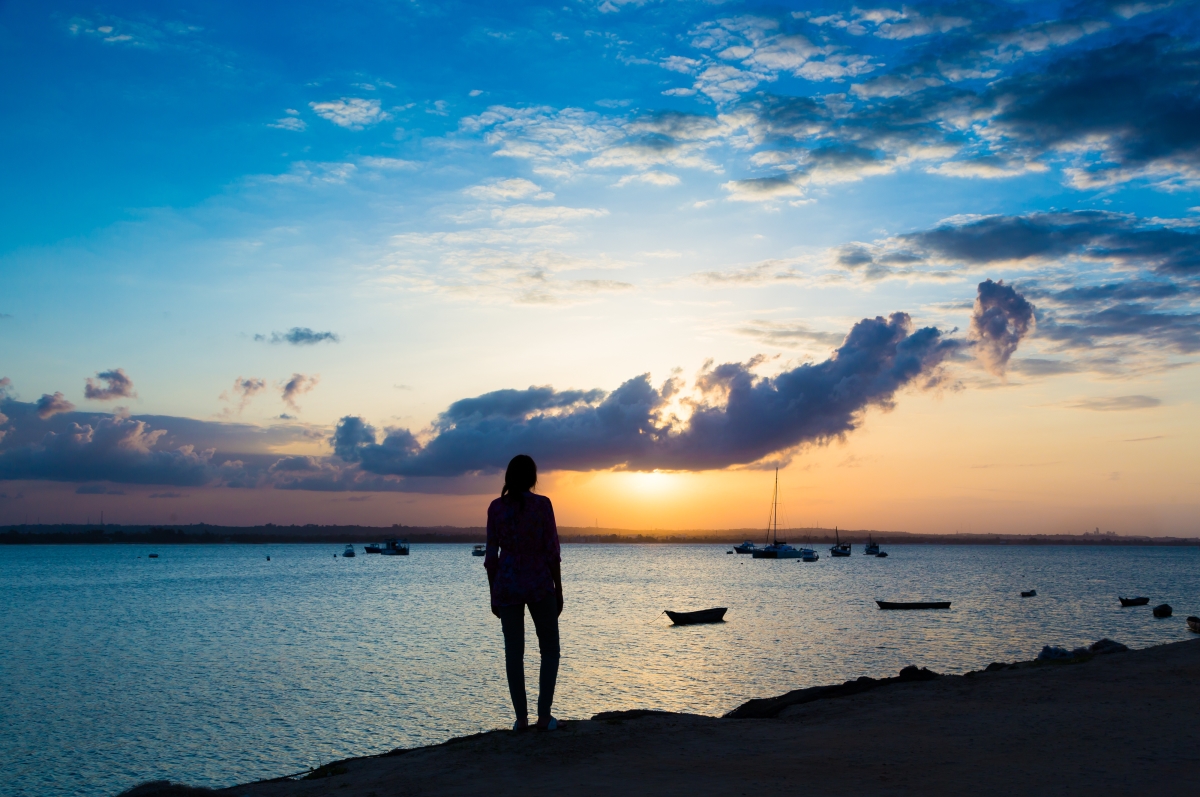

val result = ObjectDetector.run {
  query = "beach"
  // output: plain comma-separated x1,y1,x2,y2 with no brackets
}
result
130,637,1199,797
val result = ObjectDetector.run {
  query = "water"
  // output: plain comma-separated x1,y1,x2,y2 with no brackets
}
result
2,543,1197,797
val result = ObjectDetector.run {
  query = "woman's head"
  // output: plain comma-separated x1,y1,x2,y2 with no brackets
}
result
501,454,537,498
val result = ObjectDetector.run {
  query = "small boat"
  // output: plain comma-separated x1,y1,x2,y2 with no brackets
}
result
665,607,727,625
342,545,356,558
876,600,951,610
1119,596,1150,607
364,544,382,554
829,527,851,557
1187,616,1200,633
1021,589,1037,597
751,469,804,559
875,552,888,558
800,547,819,562
471,544,486,557
148,554,159,559
380,538,409,556
863,536,880,556
733,541,758,554
1152,603,1172,618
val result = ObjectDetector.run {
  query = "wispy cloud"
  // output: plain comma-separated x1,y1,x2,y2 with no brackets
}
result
310,98,389,129
1066,395,1162,411
254,327,340,345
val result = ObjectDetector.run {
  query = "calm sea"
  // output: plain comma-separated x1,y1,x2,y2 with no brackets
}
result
2,543,1198,796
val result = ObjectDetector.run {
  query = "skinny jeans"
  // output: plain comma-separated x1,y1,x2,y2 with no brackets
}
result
496,595,560,721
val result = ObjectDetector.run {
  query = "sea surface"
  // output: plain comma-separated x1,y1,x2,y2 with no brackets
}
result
2,543,1198,797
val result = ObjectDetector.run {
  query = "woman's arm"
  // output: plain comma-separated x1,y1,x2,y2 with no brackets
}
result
551,561,563,616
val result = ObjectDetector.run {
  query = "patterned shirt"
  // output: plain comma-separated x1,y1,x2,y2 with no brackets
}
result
484,492,561,608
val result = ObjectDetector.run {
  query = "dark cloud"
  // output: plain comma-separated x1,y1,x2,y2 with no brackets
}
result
255,327,340,345
970,279,1036,375
149,492,185,498
84,369,136,401
281,373,319,411
220,376,266,414
333,311,960,477
1037,302,1200,353
75,484,124,495
36,392,75,419
1067,395,1163,411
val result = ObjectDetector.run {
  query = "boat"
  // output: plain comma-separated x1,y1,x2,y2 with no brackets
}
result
1119,596,1150,607
1152,603,1172,618
665,607,727,625
876,600,951,610
800,547,819,562
733,541,758,554
148,553,159,559
364,543,382,554
380,538,409,556
751,469,804,559
875,552,888,558
1021,589,1037,597
1187,616,1200,633
342,544,356,558
471,544,486,557
863,535,880,555
829,526,851,557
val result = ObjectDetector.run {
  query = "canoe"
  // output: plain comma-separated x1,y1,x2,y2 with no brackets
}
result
1187,617,1200,633
1021,590,1037,597
1119,596,1150,607
665,607,727,625
876,601,951,610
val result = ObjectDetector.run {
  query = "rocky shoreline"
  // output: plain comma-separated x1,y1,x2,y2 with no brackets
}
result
122,637,1199,797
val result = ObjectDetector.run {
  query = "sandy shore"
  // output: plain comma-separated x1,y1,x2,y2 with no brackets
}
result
128,637,1199,797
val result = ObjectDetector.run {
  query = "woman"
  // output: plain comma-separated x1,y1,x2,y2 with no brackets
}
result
484,454,563,732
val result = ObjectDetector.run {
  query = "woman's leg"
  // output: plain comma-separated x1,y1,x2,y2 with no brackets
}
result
497,603,528,723
527,595,560,722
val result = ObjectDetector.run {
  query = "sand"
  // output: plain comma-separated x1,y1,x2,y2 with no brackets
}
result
127,637,1199,797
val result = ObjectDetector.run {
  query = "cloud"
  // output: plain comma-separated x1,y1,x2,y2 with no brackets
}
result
1066,395,1163,411
255,327,340,345
220,377,267,414
970,280,1036,375
332,311,959,476
84,368,136,401
269,117,307,132
736,320,846,348
489,205,608,225
613,171,681,187
359,157,418,170
465,178,545,200
309,98,389,130
75,484,124,495
36,393,75,419
149,492,185,498
281,374,319,411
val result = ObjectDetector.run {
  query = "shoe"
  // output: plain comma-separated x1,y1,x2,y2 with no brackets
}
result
537,716,558,731
512,718,529,732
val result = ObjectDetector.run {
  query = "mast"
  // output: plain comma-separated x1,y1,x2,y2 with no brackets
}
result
772,468,779,544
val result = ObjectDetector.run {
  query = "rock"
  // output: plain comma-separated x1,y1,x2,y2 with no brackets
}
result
1153,603,1173,618
1038,645,1075,662
116,783,221,797
897,665,940,682
984,662,1010,672
1089,638,1128,655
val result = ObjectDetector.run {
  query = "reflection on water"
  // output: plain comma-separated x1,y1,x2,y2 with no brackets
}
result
2,543,1197,796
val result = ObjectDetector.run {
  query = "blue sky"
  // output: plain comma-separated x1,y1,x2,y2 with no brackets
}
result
2,0,1199,531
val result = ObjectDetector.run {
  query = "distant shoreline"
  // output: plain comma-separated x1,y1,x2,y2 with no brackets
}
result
3,524,1198,546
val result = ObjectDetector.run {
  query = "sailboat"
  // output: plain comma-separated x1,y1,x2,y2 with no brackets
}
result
752,469,804,559
863,535,880,556
829,527,851,557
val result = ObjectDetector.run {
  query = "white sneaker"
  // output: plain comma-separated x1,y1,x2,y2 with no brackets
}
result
539,717,558,731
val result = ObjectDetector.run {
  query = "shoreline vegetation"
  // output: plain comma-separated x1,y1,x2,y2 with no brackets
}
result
120,637,1200,797
3,523,1198,546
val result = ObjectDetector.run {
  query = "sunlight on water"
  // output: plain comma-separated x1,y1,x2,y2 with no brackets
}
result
2,543,1198,796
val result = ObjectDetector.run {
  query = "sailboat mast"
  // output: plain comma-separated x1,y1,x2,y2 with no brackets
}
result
772,468,779,544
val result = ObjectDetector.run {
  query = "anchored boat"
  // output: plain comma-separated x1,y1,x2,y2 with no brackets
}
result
471,544,486,557
665,608,727,625
876,600,951,610
829,527,851,557
380,538,409,556
752,469,804,559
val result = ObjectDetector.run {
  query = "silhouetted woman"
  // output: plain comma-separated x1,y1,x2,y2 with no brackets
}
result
484,454,563,731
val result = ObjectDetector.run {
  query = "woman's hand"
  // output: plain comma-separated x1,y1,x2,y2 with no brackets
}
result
491,605,500,618
556,587,564,617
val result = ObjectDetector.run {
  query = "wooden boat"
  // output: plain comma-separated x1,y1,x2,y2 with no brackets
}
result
876,600,951,610
1119,596,1149,607
665,607,727,625
1187,616,1200,633
829,526,851,557
1021,590,1037,597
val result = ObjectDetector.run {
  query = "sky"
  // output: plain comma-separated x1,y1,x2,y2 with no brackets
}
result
1,0,1198,534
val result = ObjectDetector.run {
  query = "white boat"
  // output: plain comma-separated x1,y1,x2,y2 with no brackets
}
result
380,538,409,556
800,547,819,562
863,535,880,556
733,541,758,554
342,544,356,558
752,469,805,559
829,527,851,557
471,544,486,557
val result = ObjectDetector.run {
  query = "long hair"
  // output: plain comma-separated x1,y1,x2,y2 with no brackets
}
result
501,454,537,509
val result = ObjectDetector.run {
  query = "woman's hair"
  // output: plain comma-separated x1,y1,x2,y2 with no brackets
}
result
501,454,537,505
